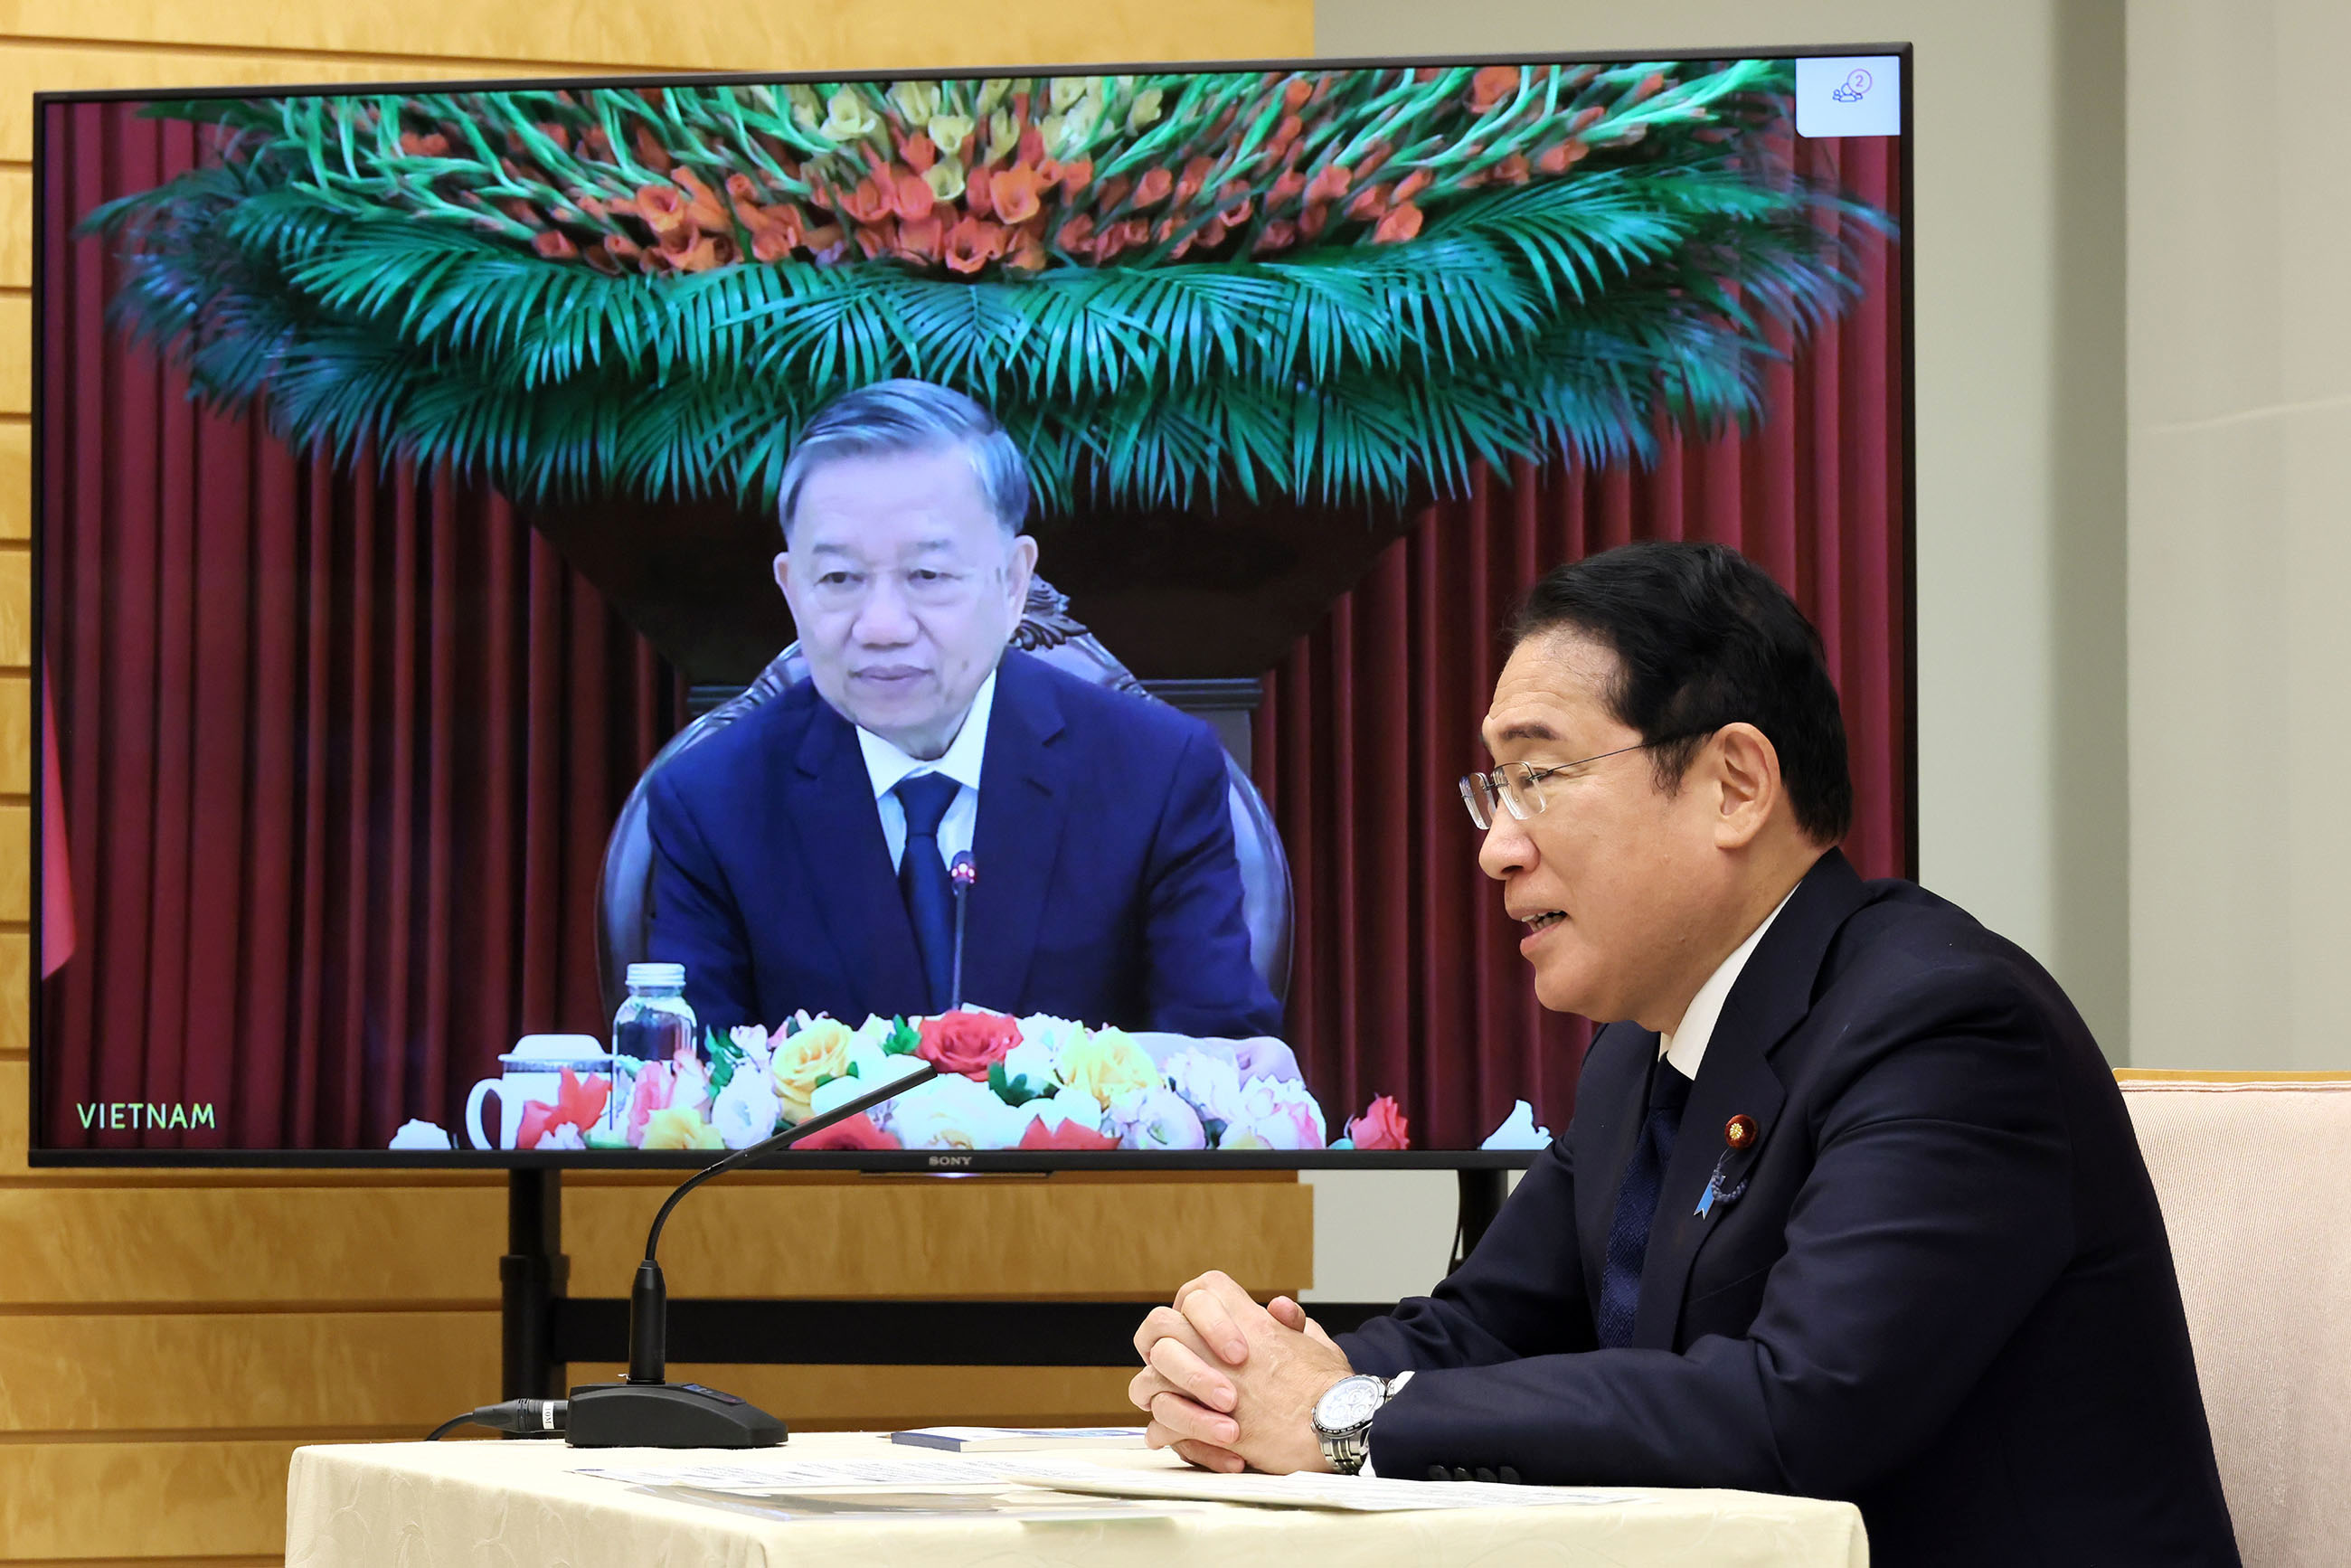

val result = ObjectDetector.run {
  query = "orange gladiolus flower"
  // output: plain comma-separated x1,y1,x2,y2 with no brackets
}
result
605,232,643,263
1220,195,1254,227
854,220,899,260
1304,163,1353,204
1017,125,1045,165
989,165,1043,225
1469,64,1519,112
674,168,728,231
1132,166,1175,208
943,214,1007,274
897,213,944,264
399,131,450,157
1196,216,1228,250
1345,183,1389,222
631,124,675,174
1251,219,1298,254
1535,140,1587,175
1270,169,1308,206
902,132,937,173
836,177,894,226
892,166,935,222
1055,212,1096,254
751,225,799,262
1004,226,1048,272
964,167,995,218
1393,168,1432,203
669,233,732,271
1299,202,1330,240
1495,152,1533,184
636,184,690,238
1282,77,1314,111
724,173,765,226
533,230,578,260
1059,157,1092,194
1373,203,1422,243
1176,156,1215,205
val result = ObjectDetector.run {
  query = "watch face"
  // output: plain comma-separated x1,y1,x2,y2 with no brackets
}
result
1315,1375,1384,1431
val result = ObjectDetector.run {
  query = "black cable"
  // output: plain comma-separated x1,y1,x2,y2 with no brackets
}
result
425,1399,568,1440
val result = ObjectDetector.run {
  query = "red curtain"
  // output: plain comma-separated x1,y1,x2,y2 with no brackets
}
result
1254,135,1907,1150
39,102,681,1150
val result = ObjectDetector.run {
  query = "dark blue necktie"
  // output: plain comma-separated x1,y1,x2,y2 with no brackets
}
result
1595,1056,1694,1348
894,773,961,1013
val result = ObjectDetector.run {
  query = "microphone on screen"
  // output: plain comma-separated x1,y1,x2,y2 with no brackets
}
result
563,1055,942,1450
949,852,977,1012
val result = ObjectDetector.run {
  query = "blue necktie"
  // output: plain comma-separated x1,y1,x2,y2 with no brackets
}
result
1595,1056,1694,1348
894,773,961,1013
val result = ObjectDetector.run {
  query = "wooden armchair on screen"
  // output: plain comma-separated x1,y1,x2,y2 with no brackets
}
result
596,576,1295,1024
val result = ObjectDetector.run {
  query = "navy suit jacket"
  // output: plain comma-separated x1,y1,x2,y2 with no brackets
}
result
644,649,1281,1039
1340,850,2239,1567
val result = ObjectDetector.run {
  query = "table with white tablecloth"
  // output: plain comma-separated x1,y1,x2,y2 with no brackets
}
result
285,1430,1867,1568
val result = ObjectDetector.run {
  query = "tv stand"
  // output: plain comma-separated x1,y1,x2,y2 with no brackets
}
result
497,1166,1515,1397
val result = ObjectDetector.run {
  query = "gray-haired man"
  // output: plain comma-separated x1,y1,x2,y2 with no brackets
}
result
643,379,1282,1046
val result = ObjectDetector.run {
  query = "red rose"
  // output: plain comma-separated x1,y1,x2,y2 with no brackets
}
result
1018,1117,1119,1151
795,1112,902,1152
1346,1094,1411,1151
916,1011,1023,1080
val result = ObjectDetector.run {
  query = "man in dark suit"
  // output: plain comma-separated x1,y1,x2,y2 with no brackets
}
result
646,380,1278,1040
1128,543,2239,1565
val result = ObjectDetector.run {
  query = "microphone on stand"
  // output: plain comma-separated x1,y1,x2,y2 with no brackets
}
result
564,1056,941,1449
949,852,977,1011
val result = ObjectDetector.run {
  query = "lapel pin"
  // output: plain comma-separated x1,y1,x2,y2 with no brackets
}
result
1697,1116,1759,1218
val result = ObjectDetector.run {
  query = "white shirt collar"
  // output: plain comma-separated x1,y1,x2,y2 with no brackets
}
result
854,669,996,801
1658,882,1801,1082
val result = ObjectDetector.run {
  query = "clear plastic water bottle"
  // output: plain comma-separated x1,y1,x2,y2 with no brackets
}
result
613,962,696,1064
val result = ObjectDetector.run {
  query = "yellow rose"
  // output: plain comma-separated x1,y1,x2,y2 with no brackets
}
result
640,1106,723,1150
1058,1027,1161,1110
770,1018,855,1123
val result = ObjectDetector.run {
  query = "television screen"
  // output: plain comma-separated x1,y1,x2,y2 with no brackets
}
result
31,50,1910,1165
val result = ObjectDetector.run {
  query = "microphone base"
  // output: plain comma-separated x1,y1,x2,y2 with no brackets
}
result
562,1381,788,1449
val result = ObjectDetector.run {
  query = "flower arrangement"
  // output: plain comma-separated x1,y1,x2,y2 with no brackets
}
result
485,1008,1420,1154
90,61,1889,517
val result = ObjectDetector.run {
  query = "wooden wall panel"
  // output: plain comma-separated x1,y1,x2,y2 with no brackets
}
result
0,2,1311,76
0,421,24,539
0,2,1318,1559
0,1440,310,1559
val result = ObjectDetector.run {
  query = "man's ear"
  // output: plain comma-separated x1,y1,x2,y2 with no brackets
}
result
1007,534,1039,605
1708,723,1783,850
772,550,791,595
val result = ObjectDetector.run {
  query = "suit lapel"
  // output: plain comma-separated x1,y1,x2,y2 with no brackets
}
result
963,653,1068,1013
1629,848,1873,1348
782,692,927,1013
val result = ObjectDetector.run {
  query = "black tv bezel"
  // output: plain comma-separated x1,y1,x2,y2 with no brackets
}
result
27,42,1917,1170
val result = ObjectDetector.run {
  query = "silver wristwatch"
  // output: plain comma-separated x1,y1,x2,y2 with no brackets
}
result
1312,1371,1409,1475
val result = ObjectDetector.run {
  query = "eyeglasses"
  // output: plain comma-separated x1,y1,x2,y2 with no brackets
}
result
1459,742,1661,830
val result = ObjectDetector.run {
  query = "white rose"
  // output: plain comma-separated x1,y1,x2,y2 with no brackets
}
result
532,1123,586,1152
727,1025,775,1073
1025,1086,1108,1136
999,1036,1062,1099
1019,1015,1090,1077
1233,1075,1328,1150
1163,1048,1246,1128
709,1067,779,1150
891,1072,1028,1151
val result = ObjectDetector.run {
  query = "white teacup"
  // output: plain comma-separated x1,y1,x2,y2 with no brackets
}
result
466,1034,614,1150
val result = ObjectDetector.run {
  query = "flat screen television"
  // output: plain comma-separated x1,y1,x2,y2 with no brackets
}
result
29,46,1912,1167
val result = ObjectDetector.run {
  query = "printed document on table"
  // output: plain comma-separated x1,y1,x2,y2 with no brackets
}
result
1005,1468,1651,1512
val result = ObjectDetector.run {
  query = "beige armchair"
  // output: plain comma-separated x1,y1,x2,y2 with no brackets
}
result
2118,1072,2351,1568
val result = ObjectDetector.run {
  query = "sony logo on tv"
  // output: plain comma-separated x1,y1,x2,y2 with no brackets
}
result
76,1101,218,1131
927,1154,975,1168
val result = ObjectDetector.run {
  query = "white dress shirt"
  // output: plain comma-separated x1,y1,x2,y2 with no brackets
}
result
854,671,996,873
1658,882,1800,1082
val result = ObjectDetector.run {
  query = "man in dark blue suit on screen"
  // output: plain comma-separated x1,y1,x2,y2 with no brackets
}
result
1127,543,2240,1565
645,380,1279,1039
